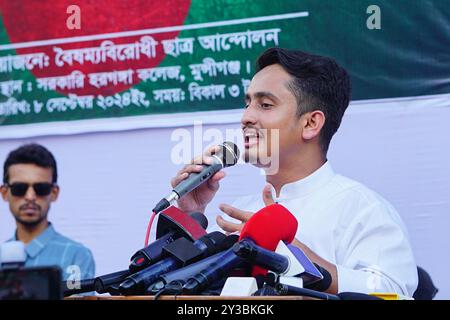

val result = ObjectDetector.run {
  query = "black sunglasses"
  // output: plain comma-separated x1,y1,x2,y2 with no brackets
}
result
5,182,55,197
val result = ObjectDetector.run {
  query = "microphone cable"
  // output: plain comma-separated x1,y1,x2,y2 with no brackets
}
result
144,210,158,246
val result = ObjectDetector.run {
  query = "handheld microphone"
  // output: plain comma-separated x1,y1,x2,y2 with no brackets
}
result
119,232,226,295
129,211,207,272
182,204,298,294
153,142,240,214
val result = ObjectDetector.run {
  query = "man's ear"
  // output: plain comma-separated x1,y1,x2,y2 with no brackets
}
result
50,185,60,202
0,185,8,201
301,110,325,141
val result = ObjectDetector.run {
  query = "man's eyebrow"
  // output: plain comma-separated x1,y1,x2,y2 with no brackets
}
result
245,91,280,103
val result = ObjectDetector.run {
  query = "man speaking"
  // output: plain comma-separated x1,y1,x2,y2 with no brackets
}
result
170,47,418,297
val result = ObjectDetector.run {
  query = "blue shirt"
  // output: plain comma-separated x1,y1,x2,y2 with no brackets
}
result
6,223,95,281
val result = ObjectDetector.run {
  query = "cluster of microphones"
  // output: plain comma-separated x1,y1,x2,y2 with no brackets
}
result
61,142,381,300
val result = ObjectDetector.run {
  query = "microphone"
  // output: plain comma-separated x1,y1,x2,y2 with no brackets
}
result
0,241,26,269
232,239,327,292
234,238,331,293
232,239,290,274
337,292,384,300
62,269,132,297
94,269,131,294
64,209,209,296
178,248,245,295
62,279,95,297
276,283,383,300
152,141,240,214
276,283,340,300
129,210,207,272
181,204,298,294
239,204,298,277
119,231,226,295
146,235,239,295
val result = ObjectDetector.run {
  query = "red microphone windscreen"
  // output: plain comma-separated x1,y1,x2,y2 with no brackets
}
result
238,204,298,277
239,204,298,251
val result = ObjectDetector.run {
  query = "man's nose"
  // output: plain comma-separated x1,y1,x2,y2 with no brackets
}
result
241,104,258,127
24,185,37,200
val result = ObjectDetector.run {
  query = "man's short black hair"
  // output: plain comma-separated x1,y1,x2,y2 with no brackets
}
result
3,143,58,184
256,47,351,155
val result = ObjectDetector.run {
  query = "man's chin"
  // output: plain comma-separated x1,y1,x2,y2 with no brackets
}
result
15,215,45,227
243,151,271,168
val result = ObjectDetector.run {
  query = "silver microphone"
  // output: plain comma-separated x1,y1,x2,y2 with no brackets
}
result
153,141,240,214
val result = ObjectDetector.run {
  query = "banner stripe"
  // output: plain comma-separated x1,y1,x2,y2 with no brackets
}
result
0,11,309,51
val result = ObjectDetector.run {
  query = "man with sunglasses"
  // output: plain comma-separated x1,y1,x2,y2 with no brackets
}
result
0,144,95,281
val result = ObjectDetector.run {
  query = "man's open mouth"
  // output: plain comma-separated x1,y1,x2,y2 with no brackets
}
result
244,130,261,148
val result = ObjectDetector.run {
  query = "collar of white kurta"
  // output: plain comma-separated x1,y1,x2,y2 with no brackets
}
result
268,161,336,201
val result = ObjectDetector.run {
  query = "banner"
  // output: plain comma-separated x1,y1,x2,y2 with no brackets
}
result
0,0,449,138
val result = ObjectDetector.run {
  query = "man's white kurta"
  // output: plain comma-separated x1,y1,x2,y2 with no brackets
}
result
212,162,418,296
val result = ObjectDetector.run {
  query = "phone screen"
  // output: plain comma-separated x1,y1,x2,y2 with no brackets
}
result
0,266,62,300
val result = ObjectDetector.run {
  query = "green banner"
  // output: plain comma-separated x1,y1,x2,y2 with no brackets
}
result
0,0,449,128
